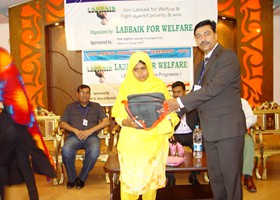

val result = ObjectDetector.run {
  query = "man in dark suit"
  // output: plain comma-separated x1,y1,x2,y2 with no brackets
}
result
166,20,246,200
166,81,200,185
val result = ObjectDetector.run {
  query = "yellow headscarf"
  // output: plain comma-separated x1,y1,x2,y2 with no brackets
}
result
112,51,172,120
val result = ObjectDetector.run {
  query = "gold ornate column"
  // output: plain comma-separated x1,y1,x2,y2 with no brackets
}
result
9,0,64,109
237,0,273,106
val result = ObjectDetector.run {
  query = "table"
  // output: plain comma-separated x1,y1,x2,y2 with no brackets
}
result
103,153,213,200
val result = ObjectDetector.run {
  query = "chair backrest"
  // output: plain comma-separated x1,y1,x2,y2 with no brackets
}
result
36,115,61,141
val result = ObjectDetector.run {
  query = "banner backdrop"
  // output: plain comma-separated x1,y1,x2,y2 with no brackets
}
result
65,0,217,105
82,48,192,105
65,0,217,50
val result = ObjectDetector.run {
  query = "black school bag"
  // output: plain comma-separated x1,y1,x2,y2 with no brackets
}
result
122,92,168,130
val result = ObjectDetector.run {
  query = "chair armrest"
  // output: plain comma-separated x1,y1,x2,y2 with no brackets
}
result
52,127,65,137
112,124,121,135
251,124,263,144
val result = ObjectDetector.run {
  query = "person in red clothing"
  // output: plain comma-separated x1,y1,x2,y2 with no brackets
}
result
0,47,55,200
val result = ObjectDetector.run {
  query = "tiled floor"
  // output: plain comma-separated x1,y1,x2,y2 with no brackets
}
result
4,152,280,200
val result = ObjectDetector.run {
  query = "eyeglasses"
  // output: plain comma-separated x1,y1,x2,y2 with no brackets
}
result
79,91,90,95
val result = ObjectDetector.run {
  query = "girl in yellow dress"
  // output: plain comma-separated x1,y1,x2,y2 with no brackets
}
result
112,51,179,200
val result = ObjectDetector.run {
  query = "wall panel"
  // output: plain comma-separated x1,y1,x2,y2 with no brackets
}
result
8,0,274,111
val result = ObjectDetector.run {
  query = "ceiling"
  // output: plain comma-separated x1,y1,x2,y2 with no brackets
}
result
0,0,30,14
0,0,30,24
275,0,280,15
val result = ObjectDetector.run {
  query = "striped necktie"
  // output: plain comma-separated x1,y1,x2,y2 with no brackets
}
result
197,57,209,85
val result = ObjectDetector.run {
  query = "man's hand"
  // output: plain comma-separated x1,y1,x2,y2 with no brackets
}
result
79,130,91,140
73,129,83,140
166,98,180,113
74,129,91,140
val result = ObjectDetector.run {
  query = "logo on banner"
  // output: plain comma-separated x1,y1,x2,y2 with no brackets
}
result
88,4,116,25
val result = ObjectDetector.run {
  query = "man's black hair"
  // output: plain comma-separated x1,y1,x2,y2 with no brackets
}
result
194,19,216,34
77,84,91,92
172,81,185,91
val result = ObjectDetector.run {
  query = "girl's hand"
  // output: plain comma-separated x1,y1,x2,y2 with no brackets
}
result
122,117,143,129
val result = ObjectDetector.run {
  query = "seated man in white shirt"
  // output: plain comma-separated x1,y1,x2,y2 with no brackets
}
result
241,98,257,192
166,81,200,185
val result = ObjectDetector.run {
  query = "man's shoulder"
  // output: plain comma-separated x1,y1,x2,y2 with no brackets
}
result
88,101,103,110
217,44,235,55
89,101,101,106
66,101,78,108
213,44,237,61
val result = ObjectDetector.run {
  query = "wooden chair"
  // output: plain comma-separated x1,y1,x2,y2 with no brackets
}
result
60,126,112,183
73,128,111,162
252,103,280,179
37,120,112,184
111,124,121,147
36,114,64,185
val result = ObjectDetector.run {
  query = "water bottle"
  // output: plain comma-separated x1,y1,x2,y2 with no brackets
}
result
193,125,202,158
194,157,202,167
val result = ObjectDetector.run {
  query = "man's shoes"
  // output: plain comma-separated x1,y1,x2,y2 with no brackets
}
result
76,177,85,189
66,179,76,189
166,177,176,186
244,175,257,192
188,174,200,185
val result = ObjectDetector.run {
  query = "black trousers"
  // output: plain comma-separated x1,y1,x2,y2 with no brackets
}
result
0,111,39,200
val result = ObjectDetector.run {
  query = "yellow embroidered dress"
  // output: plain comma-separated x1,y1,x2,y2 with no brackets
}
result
112,52,179,195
